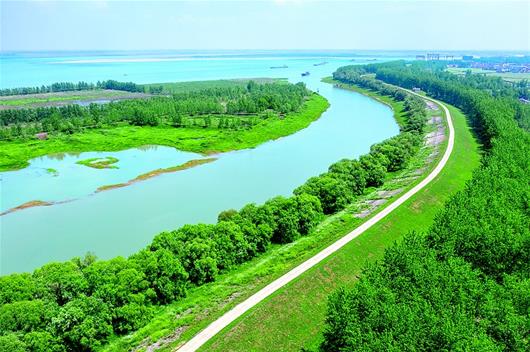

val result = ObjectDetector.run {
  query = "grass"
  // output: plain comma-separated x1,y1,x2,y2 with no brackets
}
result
96,158,217,192
76,156,119,169
200,97,481,352
446,67,530,82
0,93,328,171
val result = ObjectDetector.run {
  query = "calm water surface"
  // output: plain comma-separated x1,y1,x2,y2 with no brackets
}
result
0,51,403,274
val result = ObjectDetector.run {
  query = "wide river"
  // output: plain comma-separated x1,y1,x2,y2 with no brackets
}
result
0,51,404,274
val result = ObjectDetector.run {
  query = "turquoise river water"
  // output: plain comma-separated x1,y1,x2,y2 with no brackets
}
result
0,51,405,274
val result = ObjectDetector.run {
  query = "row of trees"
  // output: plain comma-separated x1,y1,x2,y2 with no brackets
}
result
0,76,428,351
294,132,421,214
0,80,144,96
320,62,530,351
0,81,310,141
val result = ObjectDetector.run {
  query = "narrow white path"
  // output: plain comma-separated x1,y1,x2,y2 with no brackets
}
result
177,92,455,352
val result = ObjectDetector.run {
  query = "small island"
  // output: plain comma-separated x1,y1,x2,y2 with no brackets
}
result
96,158,217,192
76,156,119,169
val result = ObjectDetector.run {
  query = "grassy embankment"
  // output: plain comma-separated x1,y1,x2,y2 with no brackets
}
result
200,82,482,352
101,79,474,352
0,92,328,171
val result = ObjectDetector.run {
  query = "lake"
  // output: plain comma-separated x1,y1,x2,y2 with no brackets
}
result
0,51,404,274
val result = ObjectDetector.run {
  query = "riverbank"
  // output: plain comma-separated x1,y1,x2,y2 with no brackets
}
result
198,90,480,352
100,81,459,352
0,93,329,171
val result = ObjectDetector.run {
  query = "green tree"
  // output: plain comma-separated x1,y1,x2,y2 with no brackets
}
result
295,175,353,214
33,262,88,305
51,295,113,351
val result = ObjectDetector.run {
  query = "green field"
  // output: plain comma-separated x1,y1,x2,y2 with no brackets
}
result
0,93,328,171
446,67,530,82
198,90,481,352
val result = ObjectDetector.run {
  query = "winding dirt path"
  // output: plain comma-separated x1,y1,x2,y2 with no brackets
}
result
177,90,455,352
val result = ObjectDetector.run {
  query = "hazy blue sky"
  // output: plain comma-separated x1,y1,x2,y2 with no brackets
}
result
1,0,529,52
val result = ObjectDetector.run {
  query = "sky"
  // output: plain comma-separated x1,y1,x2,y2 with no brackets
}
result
1,0,529,52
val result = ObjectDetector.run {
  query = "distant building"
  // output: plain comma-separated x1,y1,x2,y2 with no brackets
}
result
462,55,474,61
427,53,440,61
412,87,422,93
519,98,530,105
416,55,426,60
35,132,48,140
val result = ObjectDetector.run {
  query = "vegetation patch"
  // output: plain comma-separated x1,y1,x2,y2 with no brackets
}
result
76,156,119,169
0,81,328,171
45,168,58,176
96,158,217,193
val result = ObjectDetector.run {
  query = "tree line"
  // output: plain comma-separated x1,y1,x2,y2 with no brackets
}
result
319,62,530,351
0,77,429,350
0,80,144,96
0,81,310,141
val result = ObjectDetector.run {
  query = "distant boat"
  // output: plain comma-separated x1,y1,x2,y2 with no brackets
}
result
270,65,288,69
313,62,328,66
301,71,310,77
350,59,356,61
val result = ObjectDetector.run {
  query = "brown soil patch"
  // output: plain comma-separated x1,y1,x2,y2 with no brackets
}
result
96,158,217,193
1,200,53,216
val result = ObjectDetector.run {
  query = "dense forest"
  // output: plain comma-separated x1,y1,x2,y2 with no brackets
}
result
0,81,310,140
320,62,530,351
0,78,428,350
0,80,144,96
